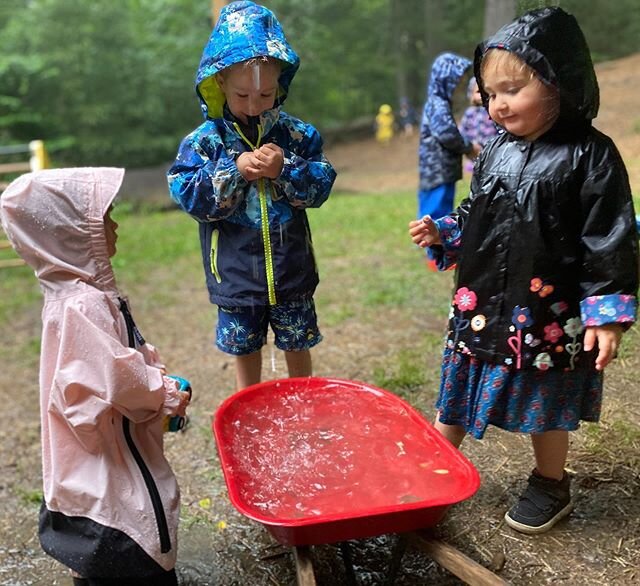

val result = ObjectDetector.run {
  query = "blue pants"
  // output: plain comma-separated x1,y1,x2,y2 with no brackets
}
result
417,183,455,221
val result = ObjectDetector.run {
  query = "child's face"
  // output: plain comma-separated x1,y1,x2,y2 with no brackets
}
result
104,206,118,258
217,62,280,124
483,65,559,141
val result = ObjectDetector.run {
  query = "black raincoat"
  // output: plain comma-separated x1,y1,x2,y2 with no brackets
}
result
432,7,638,371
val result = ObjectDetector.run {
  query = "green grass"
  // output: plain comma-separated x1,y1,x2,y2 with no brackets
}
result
16,487,44,506
309,190,454,325
0,262,41,323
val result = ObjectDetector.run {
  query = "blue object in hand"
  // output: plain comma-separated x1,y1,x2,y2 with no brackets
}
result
164,375,192,432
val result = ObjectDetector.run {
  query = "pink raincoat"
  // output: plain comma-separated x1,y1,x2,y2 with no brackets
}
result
0,168,184,578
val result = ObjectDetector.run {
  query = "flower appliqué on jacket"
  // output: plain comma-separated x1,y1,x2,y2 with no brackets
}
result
451,287,477,347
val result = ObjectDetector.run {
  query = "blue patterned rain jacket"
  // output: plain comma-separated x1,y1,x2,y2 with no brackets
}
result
167,1,336,307
418,53,474,192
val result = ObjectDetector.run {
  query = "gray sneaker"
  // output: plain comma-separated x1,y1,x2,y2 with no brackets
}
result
505,470,573,534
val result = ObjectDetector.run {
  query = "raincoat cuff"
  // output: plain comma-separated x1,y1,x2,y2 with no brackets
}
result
580,294,637,327
221,157,248,186
275,149,296,183
162,376,188,417
428,216,461,270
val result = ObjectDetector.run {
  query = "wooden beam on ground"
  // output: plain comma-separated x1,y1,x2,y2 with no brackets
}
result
0,258,25,269
410,531,510,586
293,546,317,586
0,162,30,174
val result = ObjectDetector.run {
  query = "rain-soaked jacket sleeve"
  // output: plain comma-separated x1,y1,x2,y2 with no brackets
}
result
48,302,185,446
427,161,480,270
578,144,639,327
272,124,336,209
167,127,249,221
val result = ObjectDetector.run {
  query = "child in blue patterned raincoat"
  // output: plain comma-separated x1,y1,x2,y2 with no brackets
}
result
417,53,482,225
168,1,336,390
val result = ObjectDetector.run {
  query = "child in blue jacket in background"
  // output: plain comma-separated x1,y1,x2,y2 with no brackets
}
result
168,1,336,390
417,53,481,223
417,52,481,269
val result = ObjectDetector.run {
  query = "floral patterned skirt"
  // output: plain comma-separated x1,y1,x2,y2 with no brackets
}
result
436,348,603,439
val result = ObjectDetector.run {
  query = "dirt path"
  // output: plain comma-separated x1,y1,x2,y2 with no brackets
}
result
1,54,640,585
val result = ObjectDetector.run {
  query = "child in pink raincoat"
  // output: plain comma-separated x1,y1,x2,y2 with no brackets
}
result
0,168,190,585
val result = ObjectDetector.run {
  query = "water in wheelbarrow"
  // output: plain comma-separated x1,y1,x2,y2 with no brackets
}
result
214,377,479,545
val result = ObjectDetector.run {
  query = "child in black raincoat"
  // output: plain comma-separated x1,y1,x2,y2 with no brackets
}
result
409,7,638,534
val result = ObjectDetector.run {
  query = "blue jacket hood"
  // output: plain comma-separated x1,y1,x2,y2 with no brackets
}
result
195,1,300,120
428,52,472,102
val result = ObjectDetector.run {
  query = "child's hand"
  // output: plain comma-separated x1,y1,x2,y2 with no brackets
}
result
176,387,191,416
409,215,441,248
255,143,284,179
236,151,262,181
584,323,623,371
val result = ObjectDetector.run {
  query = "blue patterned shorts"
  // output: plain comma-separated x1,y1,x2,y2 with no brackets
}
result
216,298,322,355
437,348,603,439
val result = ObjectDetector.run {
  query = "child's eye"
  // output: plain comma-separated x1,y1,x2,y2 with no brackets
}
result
237,94,248,99
261,91,276,98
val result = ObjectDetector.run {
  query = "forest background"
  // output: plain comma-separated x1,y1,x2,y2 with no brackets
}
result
1,0,640,169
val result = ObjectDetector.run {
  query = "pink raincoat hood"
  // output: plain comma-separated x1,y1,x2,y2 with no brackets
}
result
0,167,123,295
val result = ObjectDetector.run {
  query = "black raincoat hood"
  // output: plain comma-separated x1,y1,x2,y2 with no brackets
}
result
474,7,599,125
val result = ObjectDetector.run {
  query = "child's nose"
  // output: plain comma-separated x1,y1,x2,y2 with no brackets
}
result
247,98,262,116
494,97,508,112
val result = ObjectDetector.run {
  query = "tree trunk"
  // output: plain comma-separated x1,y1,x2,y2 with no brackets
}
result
483,0,516,37
392,0,409,106
212,0,229,25
423,0,446,97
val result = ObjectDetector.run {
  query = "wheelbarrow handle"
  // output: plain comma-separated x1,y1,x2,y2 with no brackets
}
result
293,546,317,586
410,531,510,586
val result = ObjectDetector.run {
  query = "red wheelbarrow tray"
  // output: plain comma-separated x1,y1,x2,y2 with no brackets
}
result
213,377,480,547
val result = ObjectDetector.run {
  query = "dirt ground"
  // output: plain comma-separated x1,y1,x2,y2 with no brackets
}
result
1,54,640,586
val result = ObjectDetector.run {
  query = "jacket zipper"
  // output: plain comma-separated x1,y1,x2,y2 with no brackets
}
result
210,228,222,283
118,298,172,554
233,122,277,305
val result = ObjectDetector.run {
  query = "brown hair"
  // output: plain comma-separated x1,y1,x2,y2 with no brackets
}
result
480,48,536,83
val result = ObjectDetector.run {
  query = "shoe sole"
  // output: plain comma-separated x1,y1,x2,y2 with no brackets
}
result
504,500,574,535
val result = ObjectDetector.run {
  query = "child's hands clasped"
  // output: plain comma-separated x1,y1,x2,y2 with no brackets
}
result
409,215,441,248
237,143,284,181
584,323,623,371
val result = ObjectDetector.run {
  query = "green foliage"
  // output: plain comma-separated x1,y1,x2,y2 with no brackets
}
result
0,0,207,165
517,0,640,61
0,0,639,165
